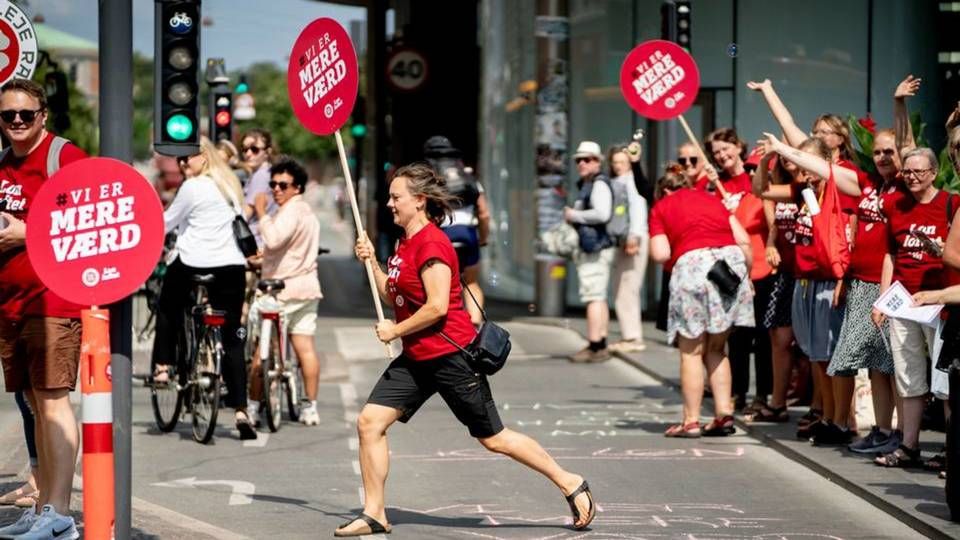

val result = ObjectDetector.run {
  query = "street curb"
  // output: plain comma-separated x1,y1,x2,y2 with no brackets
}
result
515,316,952,540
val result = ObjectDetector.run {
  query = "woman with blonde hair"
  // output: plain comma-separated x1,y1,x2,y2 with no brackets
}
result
152,137,257,440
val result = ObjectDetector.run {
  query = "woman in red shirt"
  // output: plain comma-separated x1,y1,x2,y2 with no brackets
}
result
650,168,754,438
339,164,594,536
754,135,863,444
872,147,960,468
829,129,901,454
696,128,753,208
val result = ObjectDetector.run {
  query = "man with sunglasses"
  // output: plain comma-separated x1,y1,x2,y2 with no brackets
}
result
564,141,615,363
240,128,277,250
0,78,87,539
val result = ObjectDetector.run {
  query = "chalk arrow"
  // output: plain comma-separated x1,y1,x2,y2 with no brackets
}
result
151,477,255,505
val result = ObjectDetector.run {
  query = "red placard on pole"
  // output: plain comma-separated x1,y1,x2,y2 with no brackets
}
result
619,39,700,120
288,18,400,356
286,17,359,137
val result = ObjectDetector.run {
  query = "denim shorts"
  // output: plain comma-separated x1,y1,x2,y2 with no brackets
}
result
366,351,504,438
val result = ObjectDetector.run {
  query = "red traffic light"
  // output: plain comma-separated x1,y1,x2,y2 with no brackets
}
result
215,110,231,127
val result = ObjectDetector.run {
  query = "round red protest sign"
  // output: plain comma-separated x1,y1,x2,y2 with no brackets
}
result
0,1,37,86
26,158,165,307
619,40,700,121
287,18,359,136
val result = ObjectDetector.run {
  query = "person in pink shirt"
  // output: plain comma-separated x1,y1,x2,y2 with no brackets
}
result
247,157,323,427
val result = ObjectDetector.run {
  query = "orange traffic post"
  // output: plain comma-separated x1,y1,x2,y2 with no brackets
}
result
80,308,115,539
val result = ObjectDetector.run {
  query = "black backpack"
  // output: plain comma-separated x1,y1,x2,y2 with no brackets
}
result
427,155,479,208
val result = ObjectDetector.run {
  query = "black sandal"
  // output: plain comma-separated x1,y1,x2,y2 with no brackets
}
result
875,444,922,468
746,404,789,423
334,513,392,537
924,448,948,471
565,480,596,530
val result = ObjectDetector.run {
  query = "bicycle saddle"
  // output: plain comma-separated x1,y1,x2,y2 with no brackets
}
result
257,279,285,292
192,274,216,285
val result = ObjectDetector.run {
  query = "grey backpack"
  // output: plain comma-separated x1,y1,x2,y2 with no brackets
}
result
0,135,69,176
606,178,630,244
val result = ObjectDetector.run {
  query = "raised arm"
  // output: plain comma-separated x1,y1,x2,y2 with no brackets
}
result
747,79,807,148
751,139,792,201
764,133,861,197
894,74,921,154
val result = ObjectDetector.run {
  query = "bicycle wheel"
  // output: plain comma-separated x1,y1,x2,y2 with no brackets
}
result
285,353,302,422
262,323,283,432
191,329,222,444
150,356,183,433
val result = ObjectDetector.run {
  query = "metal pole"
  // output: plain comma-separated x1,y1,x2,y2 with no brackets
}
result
99,1,133,538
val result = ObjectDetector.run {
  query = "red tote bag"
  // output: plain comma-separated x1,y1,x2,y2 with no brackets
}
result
794,166,850,280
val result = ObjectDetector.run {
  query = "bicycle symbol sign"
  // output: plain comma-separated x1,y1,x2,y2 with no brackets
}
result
169,12,193,34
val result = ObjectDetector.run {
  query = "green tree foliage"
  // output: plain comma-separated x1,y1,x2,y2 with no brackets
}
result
132,52,155,161
32,60,98,154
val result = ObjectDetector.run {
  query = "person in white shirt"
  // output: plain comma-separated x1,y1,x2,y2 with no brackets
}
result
152,137,257,440
607,145,649,353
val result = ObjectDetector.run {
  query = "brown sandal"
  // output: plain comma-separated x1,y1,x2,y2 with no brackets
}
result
664,421,701,438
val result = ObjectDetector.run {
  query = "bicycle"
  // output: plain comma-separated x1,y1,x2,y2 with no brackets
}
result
254,278,303,432
150,274,228,444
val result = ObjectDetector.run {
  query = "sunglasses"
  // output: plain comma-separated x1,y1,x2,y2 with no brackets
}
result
574,157,598,164
242,145,267,155
678,157,698,167
176,154,200,167
268,180,293,190
0,108,43,124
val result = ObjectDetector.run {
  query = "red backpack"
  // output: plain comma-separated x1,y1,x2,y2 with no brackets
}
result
794,166,850,279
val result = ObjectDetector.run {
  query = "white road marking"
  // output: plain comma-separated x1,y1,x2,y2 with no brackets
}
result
349,437,359,450
151,477,255,505
352,460,361,475
243,432,269,448
132,496,254,540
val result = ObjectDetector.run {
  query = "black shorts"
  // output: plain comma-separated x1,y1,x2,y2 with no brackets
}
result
366,351,504,438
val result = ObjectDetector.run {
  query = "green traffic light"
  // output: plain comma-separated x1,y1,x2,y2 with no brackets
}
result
350,123,367,138
166,114,194,141
235,82,249,93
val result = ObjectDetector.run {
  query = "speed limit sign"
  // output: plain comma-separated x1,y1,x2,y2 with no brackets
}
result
387,48,428,92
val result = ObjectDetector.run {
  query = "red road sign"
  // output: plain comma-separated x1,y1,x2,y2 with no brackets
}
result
619,40,700,121
25,158,165,307
287,18,359,136
0,1,37,86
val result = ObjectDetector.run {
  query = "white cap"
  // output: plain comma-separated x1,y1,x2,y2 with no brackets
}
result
572,141,603,160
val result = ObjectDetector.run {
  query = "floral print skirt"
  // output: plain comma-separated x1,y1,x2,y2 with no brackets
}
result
667,245,754,345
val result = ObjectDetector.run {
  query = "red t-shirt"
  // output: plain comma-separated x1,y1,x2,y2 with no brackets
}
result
733,193,771,280
849,176,899,283
837,159,869,214
386,222,476,361
0,133,87,320
881,189,960,294
649,188,736,270
694,171,752,202
773,201,799,275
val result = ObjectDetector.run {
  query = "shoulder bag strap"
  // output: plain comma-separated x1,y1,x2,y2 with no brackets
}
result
47,136,68,177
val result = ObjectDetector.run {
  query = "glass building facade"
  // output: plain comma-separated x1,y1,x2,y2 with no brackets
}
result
477,0,941,306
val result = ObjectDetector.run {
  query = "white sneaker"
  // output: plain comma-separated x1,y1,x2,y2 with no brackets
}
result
15,504,78,539
0,505,36,539
299,401,319,426
246,402,261,428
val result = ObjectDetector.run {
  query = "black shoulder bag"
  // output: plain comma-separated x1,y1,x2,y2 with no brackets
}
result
215,182,259,258
439,278,512,375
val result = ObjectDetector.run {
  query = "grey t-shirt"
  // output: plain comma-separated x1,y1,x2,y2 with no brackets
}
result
243,162,278,247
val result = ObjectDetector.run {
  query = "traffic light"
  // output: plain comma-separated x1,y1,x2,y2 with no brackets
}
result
661,1,691,50
44,70,70,134
210,85,232,142
350,96,366,139
676,1,692,49
154,0,201,157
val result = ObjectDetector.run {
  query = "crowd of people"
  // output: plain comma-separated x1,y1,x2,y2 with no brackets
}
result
565,74,959,479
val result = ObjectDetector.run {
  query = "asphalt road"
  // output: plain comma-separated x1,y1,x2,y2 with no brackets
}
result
0,316,925,539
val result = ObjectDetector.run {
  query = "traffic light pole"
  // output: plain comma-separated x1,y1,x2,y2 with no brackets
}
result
99,0,133,538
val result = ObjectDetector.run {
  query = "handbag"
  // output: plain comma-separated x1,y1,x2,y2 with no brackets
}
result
794,166,850,279
439,277,512,376
706,257,741,299
214,182,259,258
